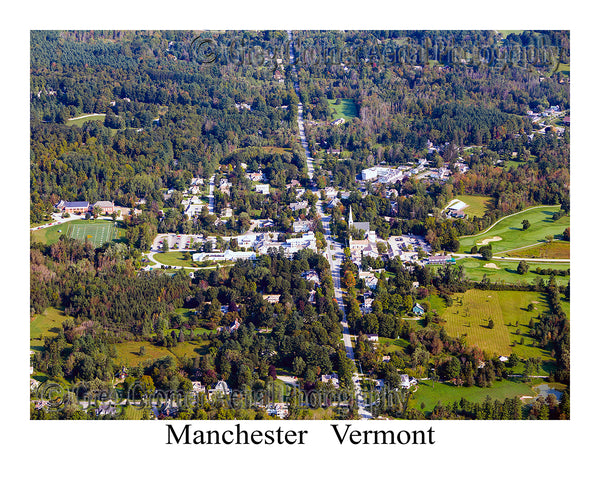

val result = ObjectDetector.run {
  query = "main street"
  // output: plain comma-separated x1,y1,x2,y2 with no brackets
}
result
288,31,371,419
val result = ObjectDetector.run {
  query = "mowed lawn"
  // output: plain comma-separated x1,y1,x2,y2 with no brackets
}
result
459,205,569,254
67,221,117,248
454,195,495,218
453,257,570,286
31,219,125,247
411,378,536,415
328,99,358,121
66,113,106,127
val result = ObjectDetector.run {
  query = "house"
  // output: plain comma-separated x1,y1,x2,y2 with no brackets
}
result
374,379,385,391
361,297,374,314
400,374,418,389
321,373,340,388
191,381,204,394
498,356,509,362
255,184,270,195
95,404,118,416
365,333,379,342
289,200,308,212
293,220,312,233
413,303,425,316
331,118,345,126
209,380,230,398
229,319,240,333
382,355,391,363
263,294,281,304
301,269,320,284
359,271,378,290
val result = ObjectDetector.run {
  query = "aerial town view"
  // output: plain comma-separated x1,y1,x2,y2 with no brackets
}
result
30,29,570,421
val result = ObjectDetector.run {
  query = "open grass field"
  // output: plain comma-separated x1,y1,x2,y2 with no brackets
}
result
66,221,117,248
441,289,511,355
454,195,495,218
66,113,106,127
379,336,411,354
440,290,556,369
30,307,71,350
459,205,569,254
114,341,176,367
328,99,358,121
410,378,536,415
506,240,570,259
153,251,197,267
31,219,125,246
453,257,570,286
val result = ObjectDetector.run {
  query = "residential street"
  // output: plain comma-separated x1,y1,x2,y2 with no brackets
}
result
289,31,370,419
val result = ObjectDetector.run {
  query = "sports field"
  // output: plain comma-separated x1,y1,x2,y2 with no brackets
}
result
459,205,569,255
66,221,117,247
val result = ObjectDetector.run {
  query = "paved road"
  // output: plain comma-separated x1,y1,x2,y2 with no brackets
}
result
288,30,370,419
208,175,215,215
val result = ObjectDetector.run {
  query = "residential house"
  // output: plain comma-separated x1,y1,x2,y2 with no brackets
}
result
255,184,270,195
413,303,425,316
400,374,418,389
365,333,379,342
289,200,308,212
209,380,230,398
320,373,340,388
263,294,281,304
361,297,374,314
293,220,312,233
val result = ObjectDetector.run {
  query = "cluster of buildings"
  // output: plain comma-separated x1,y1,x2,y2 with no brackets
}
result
55,200,116,215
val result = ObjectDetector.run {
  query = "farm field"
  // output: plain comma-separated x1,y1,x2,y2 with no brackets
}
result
454,195,495,218
453,257,570,286
441,289,556,363
328,99,358,121
459,205,569,254
410,378,536,415
506,240,570,259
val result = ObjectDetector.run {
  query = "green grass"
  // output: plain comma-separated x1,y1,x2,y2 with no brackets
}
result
66,113,106,127
506,240,570,259
153,251,196,267
411,378,535,415
452,257,570,286
114,341,176,367
440,289,556,365
328,99,358,122
454,195,495,218
441,289,511,355
30,307,71,350
66,221,117,248
31,219,125,246
459,205,569,254
379,337,410,353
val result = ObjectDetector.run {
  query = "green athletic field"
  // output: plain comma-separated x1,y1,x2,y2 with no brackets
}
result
66,221,117,247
